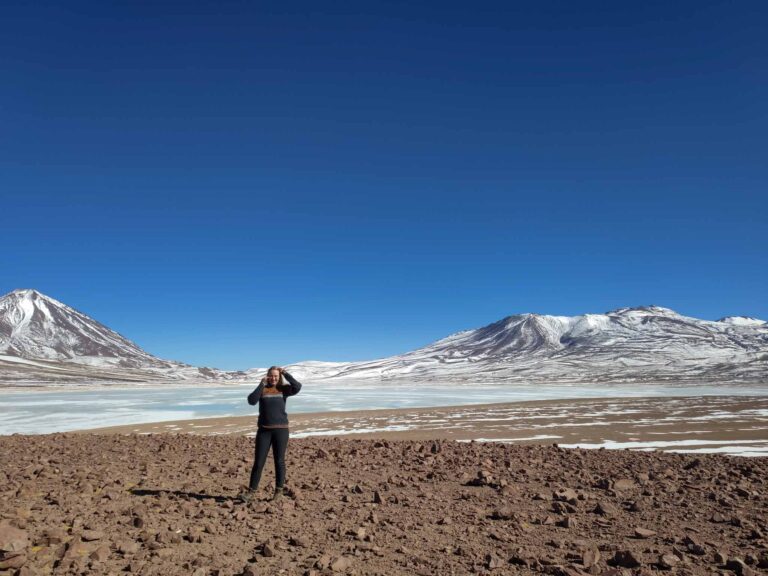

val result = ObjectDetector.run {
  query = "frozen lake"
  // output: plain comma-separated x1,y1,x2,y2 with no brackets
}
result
1,381,767,434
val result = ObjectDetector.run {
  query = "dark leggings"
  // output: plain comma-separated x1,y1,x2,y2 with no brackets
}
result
248,428,289,490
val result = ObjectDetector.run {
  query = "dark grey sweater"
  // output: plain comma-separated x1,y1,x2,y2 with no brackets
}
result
247,372,302,429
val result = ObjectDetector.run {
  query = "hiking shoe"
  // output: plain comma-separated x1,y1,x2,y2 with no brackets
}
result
238,489,255,503
271,487,284,502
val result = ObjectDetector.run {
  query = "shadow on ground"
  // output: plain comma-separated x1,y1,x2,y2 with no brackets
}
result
130,488,235,503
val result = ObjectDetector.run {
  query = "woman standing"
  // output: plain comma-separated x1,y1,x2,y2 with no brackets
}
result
240,366,302,502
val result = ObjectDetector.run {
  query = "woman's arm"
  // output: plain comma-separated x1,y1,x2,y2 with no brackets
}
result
281,371,302,397
247,380,265,405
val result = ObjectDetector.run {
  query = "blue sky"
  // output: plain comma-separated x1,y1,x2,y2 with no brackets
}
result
1,1,766,369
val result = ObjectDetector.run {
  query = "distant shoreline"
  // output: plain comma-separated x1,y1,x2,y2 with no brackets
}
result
0,380,257,393
1,378,765,393
79,394,768,457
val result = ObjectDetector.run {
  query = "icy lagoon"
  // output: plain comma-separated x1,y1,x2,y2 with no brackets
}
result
0,381,766,435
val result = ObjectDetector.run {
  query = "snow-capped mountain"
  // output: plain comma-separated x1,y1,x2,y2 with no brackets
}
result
0,289,244,384
283,305,768,384
1,289,766,386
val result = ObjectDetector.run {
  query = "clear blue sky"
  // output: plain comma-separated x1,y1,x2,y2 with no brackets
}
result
1,1,766,370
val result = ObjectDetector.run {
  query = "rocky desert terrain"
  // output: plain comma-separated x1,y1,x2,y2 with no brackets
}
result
1,434,767,576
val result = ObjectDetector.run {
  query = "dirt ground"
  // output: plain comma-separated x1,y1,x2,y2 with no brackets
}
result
1,430,767,575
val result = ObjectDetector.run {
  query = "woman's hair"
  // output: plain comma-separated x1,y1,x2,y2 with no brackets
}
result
267,366,286,389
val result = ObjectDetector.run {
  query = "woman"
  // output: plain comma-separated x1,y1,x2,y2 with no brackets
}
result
240,366,302,502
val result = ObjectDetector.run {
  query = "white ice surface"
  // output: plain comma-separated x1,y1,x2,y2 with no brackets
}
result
1,382,767,435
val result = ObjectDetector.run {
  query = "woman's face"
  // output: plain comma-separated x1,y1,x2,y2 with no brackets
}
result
266,369,281,385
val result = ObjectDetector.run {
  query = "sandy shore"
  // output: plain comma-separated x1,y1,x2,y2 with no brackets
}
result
84,395,768,456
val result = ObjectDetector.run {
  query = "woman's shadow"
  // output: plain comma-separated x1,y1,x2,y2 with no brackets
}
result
129,488,236,503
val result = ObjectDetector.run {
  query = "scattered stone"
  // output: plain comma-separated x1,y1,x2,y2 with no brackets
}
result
89,545,110,562
613,479,635,491
115,539,139,554
0,523,29,553
2,431,766,576
485,553,504,570
683,534,706,556
0,553,27,570
634,527,656,539
490,507,516,520
610,550,642,568
554,488,578,504
683,458,702,470
41,528,67,545
581,548,600,568
725,558,753,576
64,540,91,560
594,501,618,516
658,553,679,569
330,555,352,572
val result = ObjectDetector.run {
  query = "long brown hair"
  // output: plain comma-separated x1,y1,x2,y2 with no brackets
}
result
264,366,287,389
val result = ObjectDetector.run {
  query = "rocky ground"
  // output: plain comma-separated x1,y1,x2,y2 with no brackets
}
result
86,396,768,458
1,434,767,576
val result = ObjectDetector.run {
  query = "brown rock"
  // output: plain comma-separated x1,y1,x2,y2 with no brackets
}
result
610,550,642,568
757,553,768,569
64,540,91,559
581,548,600,568
81,530,104,541
289,536,308,547
485,553,504,570
725,558,754,576
554,488,578,504
262,543,274,557
41,528,67,545
330,555,352,572
683,534,706,555
490,507,516,520
116,539,139,554
683,458,702,470
634,527,656,539
0,553,27,570
0,523,29,553
89,545,110,562
613,479,634,491
509,553,532,567
658,553,679,569
594,501,618,516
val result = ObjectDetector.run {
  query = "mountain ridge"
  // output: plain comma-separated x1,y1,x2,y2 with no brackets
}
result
1,288,766,386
